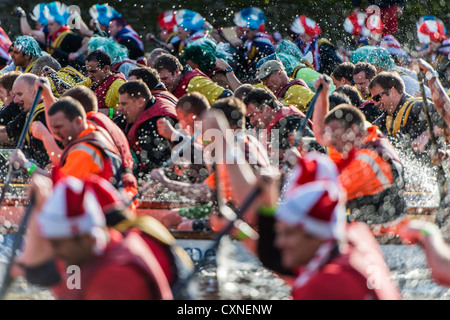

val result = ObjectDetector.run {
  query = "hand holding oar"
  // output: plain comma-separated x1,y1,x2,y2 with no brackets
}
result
0,87,42,206
126,131,201,207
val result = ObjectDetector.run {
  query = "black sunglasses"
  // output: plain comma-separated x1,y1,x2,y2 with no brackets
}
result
372,89,390,102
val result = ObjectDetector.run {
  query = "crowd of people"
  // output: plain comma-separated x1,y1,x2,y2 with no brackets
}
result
0,1,449,300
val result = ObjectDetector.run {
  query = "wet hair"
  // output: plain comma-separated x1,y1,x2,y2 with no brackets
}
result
328,92,351,110
32,55,61,75
353,62,377,80
0,71,21,93
331,62,355,82
243,87,279,110
153,53,183,74
118,80,152,101
234,84,254,101
61,86,98,113
324,103,366,131
334,85,363,107
211,97,246,129
176,92,210,117
128,67,161,90
368,71,405,94
48,96,87,121
85,50,112,69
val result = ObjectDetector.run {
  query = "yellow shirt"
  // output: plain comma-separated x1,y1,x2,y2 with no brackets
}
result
252,82,314,113
78,76,126,109
187,76,226,105
281,84,314,112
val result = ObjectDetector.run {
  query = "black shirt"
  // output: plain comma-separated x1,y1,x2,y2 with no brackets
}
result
359,101,383,124
373,94,442,144
5,110,50,168
0,102,22,126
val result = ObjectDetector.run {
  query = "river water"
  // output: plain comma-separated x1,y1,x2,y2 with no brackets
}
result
0,234,449,300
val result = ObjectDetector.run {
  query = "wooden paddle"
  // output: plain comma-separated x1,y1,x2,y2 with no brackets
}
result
417,72,448,227
0,87,42,206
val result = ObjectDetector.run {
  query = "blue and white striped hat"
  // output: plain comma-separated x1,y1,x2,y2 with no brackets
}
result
30,3,49,26
43,1,70,26
89,4,122,28
233,7,266,30
176,9,205,32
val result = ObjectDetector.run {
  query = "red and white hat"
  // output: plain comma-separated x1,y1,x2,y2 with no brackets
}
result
38,175,125,239
158,10,178,33
365,11,383,40
290,16,321,37
277,152,346,241
417,19,447,44
344,12,370,37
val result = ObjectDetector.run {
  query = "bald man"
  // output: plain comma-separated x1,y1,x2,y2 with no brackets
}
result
0,74,51,167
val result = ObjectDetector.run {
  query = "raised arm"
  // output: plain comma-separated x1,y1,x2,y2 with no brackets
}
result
415,59,450,126
311,76,332,147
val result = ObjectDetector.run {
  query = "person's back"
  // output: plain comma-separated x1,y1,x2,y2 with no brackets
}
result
293,222,402,300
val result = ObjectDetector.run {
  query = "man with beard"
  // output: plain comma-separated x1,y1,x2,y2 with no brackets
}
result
78,50,126,118
1,35,43,74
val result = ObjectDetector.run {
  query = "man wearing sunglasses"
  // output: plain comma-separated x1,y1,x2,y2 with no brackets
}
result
369,71,442,147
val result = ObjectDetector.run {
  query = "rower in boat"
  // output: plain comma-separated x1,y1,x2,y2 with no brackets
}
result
1,36,42,74
150,96,270,231
199,107,402,300
9,97,123,189
12,174,176,300
311,76,408,236
0,74,51,169
115,80,177,183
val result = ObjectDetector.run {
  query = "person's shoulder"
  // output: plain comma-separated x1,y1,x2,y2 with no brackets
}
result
84,263,153,300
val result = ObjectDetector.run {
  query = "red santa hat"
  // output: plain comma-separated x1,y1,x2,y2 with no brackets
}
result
158,10,178,33
417,19,447,44
365,10,383,40
290,16,322,37
38,175,125,239
277,152,346,241
344,12,370,37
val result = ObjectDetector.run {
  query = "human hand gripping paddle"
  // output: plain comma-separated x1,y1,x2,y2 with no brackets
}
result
416,71,448,227
0,87,42,299
125,130,202,207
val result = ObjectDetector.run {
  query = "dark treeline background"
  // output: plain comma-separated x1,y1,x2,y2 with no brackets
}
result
0,0,449,54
